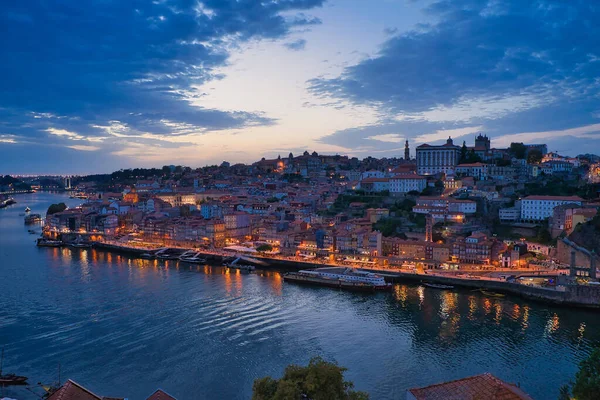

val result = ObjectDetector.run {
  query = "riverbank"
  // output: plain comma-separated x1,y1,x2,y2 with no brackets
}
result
60,241,600,310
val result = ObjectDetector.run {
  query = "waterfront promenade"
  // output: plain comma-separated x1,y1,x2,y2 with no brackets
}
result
81,239,600,309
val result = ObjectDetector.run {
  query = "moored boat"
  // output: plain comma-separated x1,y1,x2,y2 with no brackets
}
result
24,213,42,224
481,290,505,298
424,283,455,290
225,263,255,272
37,238,63,247
24,207,31,212
69,241,92,249
179,250,207,264
283,267,392,292
0,347,28,386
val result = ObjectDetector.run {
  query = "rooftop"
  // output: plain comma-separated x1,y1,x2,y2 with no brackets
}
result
523,195,584,201
408,373,533,400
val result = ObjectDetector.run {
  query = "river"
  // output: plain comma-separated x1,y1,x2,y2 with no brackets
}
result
0,192,598,399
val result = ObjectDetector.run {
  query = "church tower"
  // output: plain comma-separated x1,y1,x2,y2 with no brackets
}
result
404,140,410,161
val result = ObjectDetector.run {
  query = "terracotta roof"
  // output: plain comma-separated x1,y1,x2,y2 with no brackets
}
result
47,380,113,400
408,373,533,400
146,389,177,400
523,195,583,201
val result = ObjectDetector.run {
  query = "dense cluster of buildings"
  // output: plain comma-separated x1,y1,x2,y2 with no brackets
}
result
44,134,600,270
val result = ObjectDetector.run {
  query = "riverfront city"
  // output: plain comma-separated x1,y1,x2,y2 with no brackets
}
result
3,1,600,400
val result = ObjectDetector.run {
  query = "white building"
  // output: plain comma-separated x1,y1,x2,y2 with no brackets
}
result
520,195,584,221
499,207,520,222
389,174,427,194
414,197,477,214
358,178,389,192
416,137,461,175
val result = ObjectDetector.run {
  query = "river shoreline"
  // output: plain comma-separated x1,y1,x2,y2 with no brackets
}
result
49,240,600,310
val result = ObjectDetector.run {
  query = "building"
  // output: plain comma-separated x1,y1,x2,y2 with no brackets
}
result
389,174,427,194
499,206,520,222
415,197,477,214
520,195,584,222
525,143,548,155
404,139,410,160
359,177,389,192
415,137,461,175
455,162,488,180
452,232,500,263
407,373,533,400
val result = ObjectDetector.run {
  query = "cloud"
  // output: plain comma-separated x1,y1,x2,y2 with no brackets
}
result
310,0,600,156
309,0,600,115
0,0,324,171
284,39,307,51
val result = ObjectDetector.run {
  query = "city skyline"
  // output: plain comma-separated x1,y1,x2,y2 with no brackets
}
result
1,0,600,174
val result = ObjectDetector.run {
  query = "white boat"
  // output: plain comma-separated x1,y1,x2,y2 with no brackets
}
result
225,257,255,271
179,250,206,264
24,207,31,213
284,267,392,291
424,282,454,290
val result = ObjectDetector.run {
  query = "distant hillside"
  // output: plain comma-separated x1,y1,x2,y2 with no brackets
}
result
568,215,600,252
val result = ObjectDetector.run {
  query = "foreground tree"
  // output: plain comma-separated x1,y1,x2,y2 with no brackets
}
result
252,357,369,400
572,348,600,400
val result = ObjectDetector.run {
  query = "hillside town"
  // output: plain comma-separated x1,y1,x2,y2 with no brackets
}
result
4,135,594,285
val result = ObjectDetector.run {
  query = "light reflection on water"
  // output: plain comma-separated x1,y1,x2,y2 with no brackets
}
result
1,193,599,400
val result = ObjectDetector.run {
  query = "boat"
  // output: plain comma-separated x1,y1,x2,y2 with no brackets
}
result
224,257,256,272
37,238,63,247
27,229,37,234
140,252,156,259
68,241,91,249
24,207,31,212
226,263,255,272
481,290,505,298
0,347,28,386
283,267,392,292
0,198,16,209
179,251,206,264
24,213,42,224
424,282,454,290
155,248,185,260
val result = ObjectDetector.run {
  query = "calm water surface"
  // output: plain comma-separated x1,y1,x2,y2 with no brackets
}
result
1,193,598,399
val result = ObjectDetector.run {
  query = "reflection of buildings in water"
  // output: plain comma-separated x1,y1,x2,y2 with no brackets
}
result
468,296,477,320
224,268,232,295
483,298,492,315
544,313,560,336
417,286,425,306
394,285,408,306
521,306,530,331
511,304,521,321
577,322,586,344
494,303,503,324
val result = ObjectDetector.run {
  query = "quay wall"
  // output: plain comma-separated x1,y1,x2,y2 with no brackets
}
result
372,270,600,308
81,242,600,309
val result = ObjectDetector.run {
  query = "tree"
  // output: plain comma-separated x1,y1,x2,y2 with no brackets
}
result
47,202,67,215
256,244,273,253
572,348,600,400
460,141,468,163
557,384,570,400
509,142,527,159
527,149,543,164
252,357,369,400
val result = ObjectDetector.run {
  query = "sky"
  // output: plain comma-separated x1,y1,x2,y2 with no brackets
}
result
1,0,600,174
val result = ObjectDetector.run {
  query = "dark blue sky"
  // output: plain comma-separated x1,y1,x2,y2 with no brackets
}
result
1,0,599,173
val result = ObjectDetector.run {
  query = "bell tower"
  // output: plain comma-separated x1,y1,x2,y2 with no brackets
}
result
404,140,410,161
